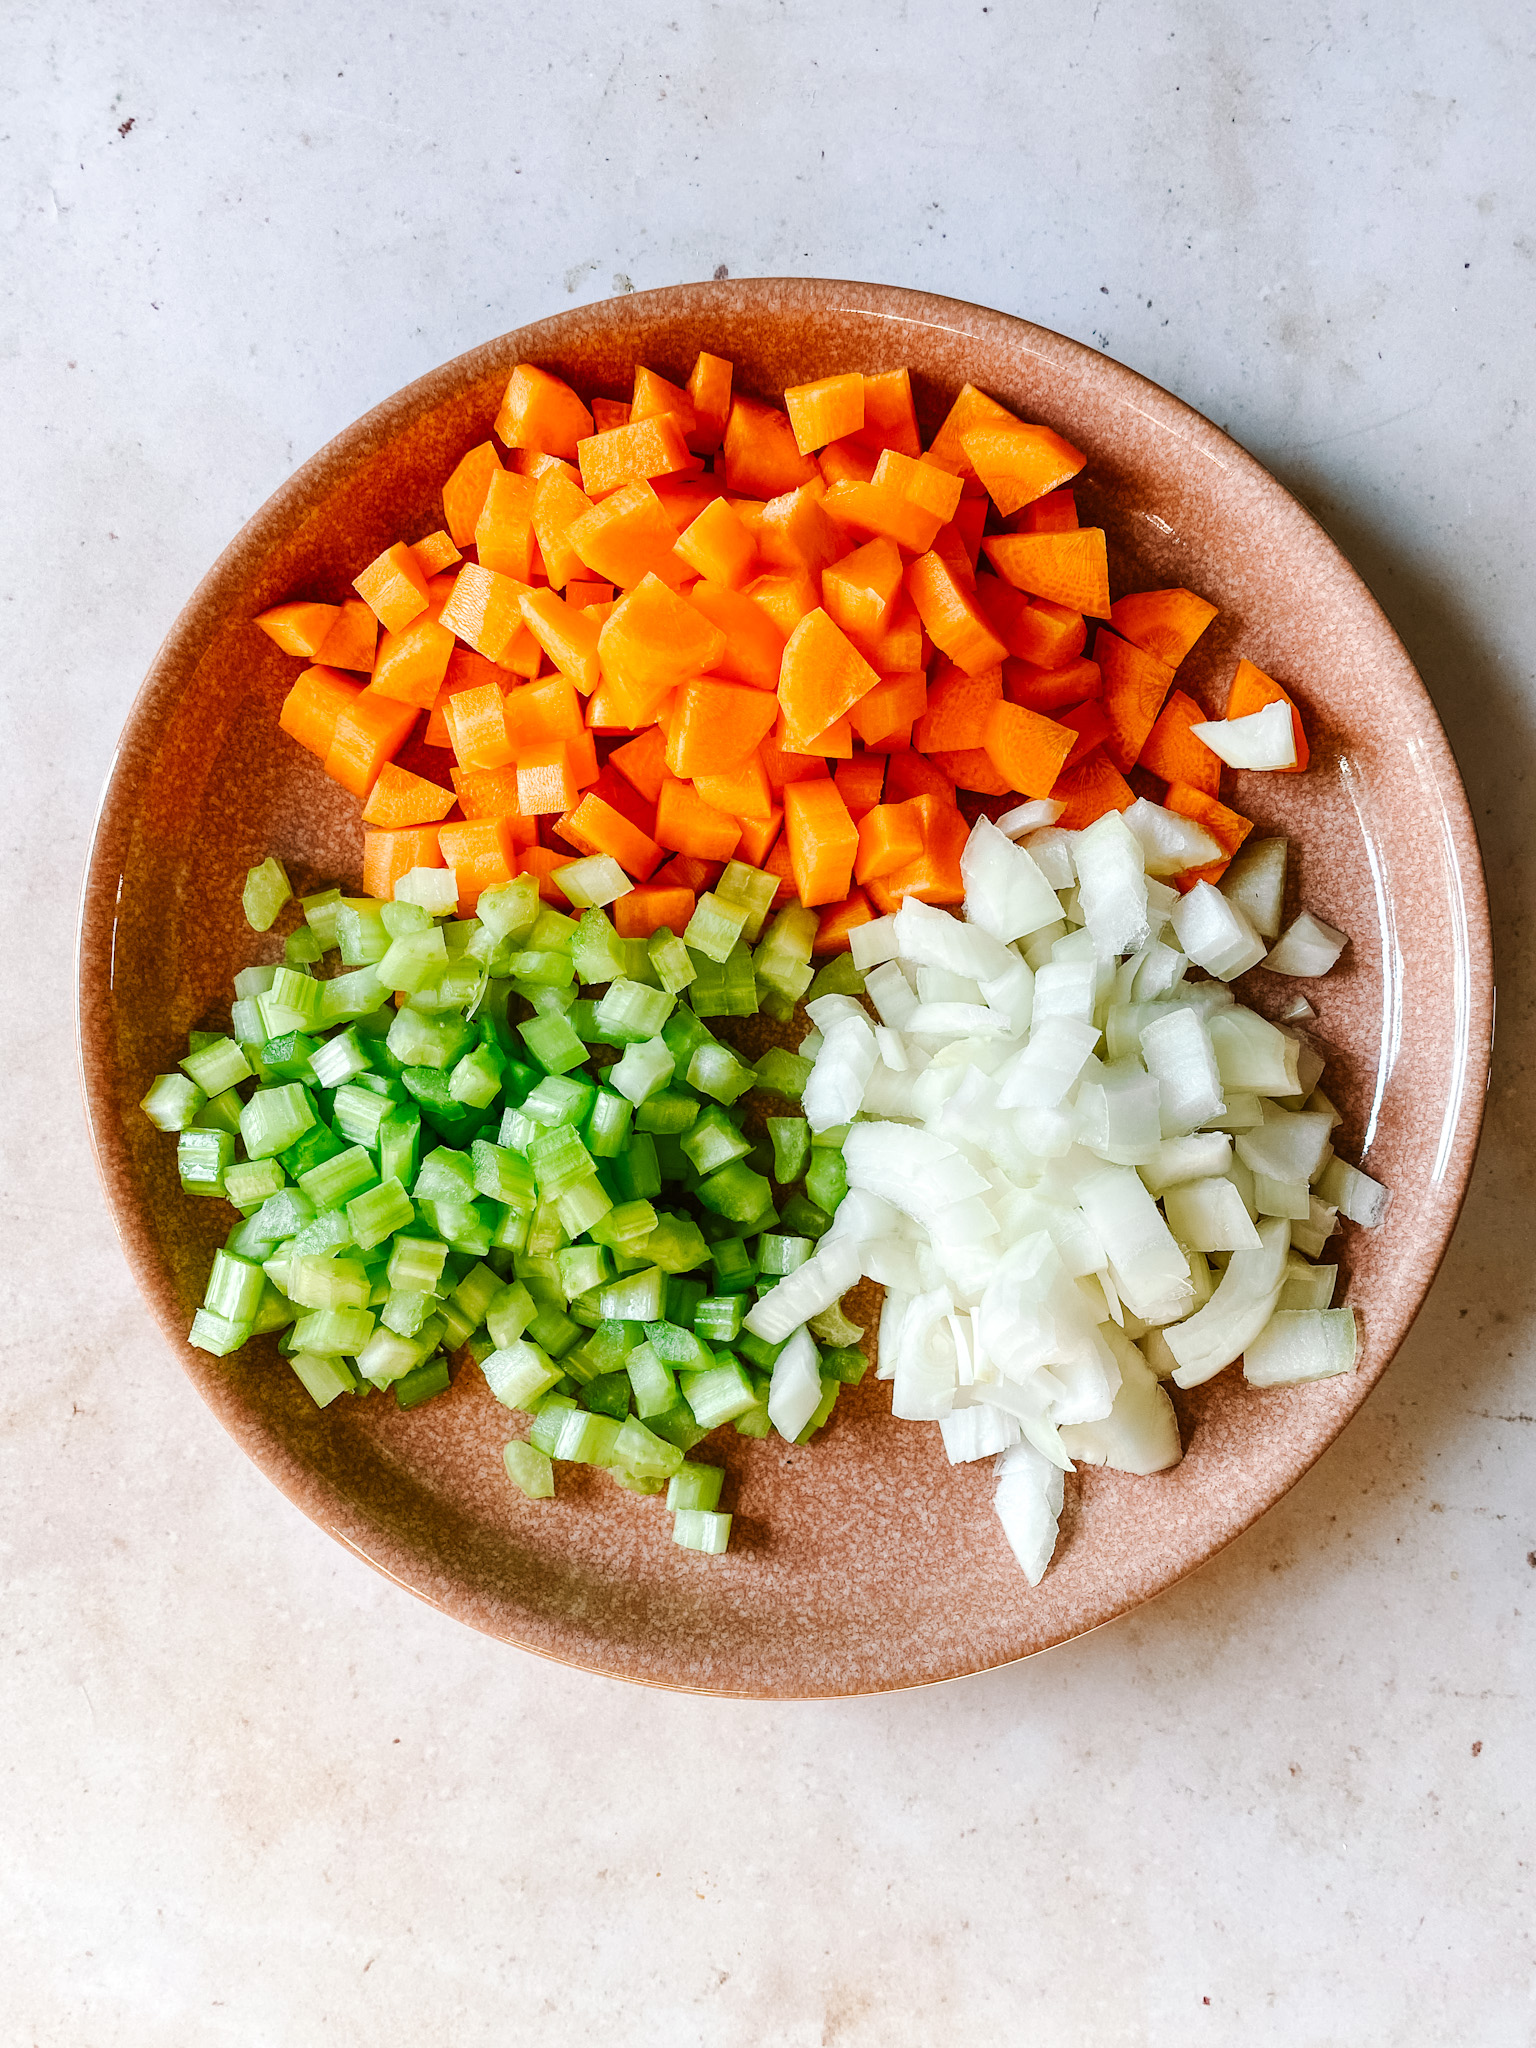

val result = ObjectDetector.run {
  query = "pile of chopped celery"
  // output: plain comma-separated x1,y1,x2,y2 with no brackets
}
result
140,854,875,1556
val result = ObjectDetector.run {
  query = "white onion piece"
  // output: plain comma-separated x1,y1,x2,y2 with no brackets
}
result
1022,827,1078,891
1235,1105,1334,1183
1265,909,1350,977
1162,1175,1264,1252
1207,1007,1301,1094
1170,881,1268,980
1315,1155,1391,1227
1243,1307,1358,1386
1123,798,1225,878
1031,957,1098,1025
993,1441,1067,1582
1139,1005,1225,1135
916,963,981,1005
1139,1132,1234,1194
767,1327,824,1441
1220,838,1288,940
1131,939,1188,1002
843,1124,989,1214
1289,1192,1339,1258
906,1001,1013,1039
1276,1256,1338,1312
849,914,900,971
1059,1323,1184,1473
744,1236,864,1341
959,817,1065,942
806,992,870,1030
1164,1216,1290,1386
1252,1172,1311,1219
978,955,1035,1035
890,1287,960,1420
995,797,1065,838
996,1015,1102,1109
1074,810,1150,958
893,895,1017,982
1076,1165,1195,1324
863,959,919,1029
1189,698,1298,769
875,1288,910,1379
941,1401,1022,1462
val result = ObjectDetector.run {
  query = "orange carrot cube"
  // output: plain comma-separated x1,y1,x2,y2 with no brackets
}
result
982,701,1076,798
313,599,378,673
363,826,444,902
674,496,757,588
560,792,663,879
821,480,944,554
686,352,734,455
475,469,538,581
855,800,925,883
722,395,820,498
438,563,539,669
981,530,1112,619
443,682,514,771
908,553,1009,676
813,889,874,953
569,480,690,589
914,661,1003,751
254,600,340,658
960,421,1085,517
687,579,786,690
354,542,430,633
278,665,364,759
324,686,420,797
598,573,727,692
360,763,456,829
872,449,965,525
495,364,594,461
613,884,699,939
516,743,581,816
784,777,859,908
410,529,462,578
517,589,602,695
654,779,742,862
833,751,886,821
369,613,457,709
577,413,697,498
821,536,903,641
847,671,928,749
665,678,780,778
784,373,865,456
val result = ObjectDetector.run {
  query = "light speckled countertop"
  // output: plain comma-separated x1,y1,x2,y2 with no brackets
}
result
6,3,1534,2040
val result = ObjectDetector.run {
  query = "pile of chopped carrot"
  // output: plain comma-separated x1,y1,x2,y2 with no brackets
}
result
258,352,1307,951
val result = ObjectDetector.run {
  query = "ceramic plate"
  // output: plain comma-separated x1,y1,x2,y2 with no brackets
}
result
78,280,1492,1696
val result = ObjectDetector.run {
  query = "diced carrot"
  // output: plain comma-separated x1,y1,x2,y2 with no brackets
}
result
360,762,456,829
817,437,879,487
1163,782,1255,857
747,569,820,638
847,671,927,749
439,441,504,547
613,884,698,940
439,563,540,670
631,364,699,441
862,793,967,910
577,413,698,498
586,762,656,836
784,778,859,908
654,778,742,862
722,394,820,497
777,608,881,746
369,612,457,709
756,481,841,579
599,574,727,698
821,536,904,640
1226,658,1310,772
847,592,924,672
885,748,958,806
1056,698,1113,772
652,475,723,531
926,383,1020,477
431,817,514,911
515,743,581,816
736,807,783,868
411,530,462,577
1003,654,1102,713
424,647,505,746
255,600,340,658
354,542,430,633
517,588,602,694
855,800,924,883
585,667,673,733
686,352,733,454
1050,756,1136,830
950,496,989,569
960,421,1085,516
1139,687,1221,795
930,520,977,594
931,747,1012,796
560,792,664,879
566,578,614,607
423,569,460,620
569,480,689,589
495,364,594,460
278,665,364,759
673,495,757,589
503,675,584,751
822,480,944,554
694,749,775,821
908,553,1009,677
1109,587,1219,670
608,724,670,805
813,888,873,953
763,831,798,905
313,598,378,673
872,449,965,527
778,710,853,760
981,530,1112,619
833,751,886,821
682,578,786,690
664,678,780,778
974,574,1087,667
982,699,1077,796
855,368,921,458
512,449,582,485
324,687,420,797
363,826,444,902
449,766,533,831
444,683,514,771
914,661,1002,750
528,469,598,591
652,851,721,894
470,471,534,581
1011,488,1078,534
517,842,579,906
1095,630,1177,772
784,373,865,455
591,398,631,432
760,737,832,798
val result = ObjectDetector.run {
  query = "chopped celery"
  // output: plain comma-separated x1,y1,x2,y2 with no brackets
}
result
684,891,750,963
679,1358,759,1428
243,856,292,932
450,1260,503,1328
178,1125,235,1197
694,1294,745,1343
556,1175,612,1237
557,1244,611,1299
612,1415,682,1478
292,1306,376,1355
804,1147,848,1214
141,1073,207,1132
610,1038,675,1106
481,1340,560,1411
758,1234,813,1277
612,1132,662,1202
192,1088,246,1136
289,1349,354,1406
203,1250,266,1324
223,1157,287,1212
697,1159,773,1225
395,1354,451,1409
239,1083,314,1161
556,854,632,909
285,926,324,966
502,1438,555,1498
519,1010,588,1075
476,875,541,944
348,1176,414,1251
643,1211,710,1274
300,887,344,947
596,977,676,1043
582,1371,633,1420
623,1342,678,1418
686,1042,755,1104
471,1138,536,1210
795,1374,841,1443
680,1104,753,1176
647,926,697,994
643,1398,711,1454
734,1328,785,1372
779,1193,832,1238
599,1265,667,1323
635,1087,699,1134
752,1047,814,1100
298,1144,378,1211
667,1461,725,1512
820,1344,869,1384
710,1236,757,1294
767,1116,811,1182
571,907,627,983
714,861,779,942
584,1086,634,1158
807,954,866,1000
180,1034,253,1095
644,1320,713,1370
672,1508,732,1554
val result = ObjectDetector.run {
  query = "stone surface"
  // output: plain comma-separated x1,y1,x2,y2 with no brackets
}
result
5,1,1535,2040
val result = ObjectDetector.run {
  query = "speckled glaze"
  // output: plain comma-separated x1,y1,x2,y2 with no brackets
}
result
78,279,1492,1698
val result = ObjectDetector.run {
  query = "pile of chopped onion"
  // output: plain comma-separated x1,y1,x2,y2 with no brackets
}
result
780,804,1382,1583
